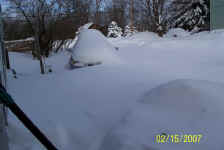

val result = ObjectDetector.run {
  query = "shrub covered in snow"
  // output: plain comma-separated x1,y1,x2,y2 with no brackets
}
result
107,21,123,38
123,25,138,37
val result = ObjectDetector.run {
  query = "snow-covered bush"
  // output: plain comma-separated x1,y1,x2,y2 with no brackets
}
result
107,21,123,38
123,25,138,37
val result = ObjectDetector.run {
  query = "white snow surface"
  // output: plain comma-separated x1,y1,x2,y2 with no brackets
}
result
78,22,93,31
164,28,191,38
7,29,224,150
71,29,122,64
99,79,224,150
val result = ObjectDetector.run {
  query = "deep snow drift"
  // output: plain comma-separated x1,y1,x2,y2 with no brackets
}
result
99,79,224,150
71,29,121,64
7,29,224,150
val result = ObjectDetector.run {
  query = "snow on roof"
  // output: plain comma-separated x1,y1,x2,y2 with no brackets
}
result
72,29,121,64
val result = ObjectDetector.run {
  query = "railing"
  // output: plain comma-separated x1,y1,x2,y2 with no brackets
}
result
0,4,9,150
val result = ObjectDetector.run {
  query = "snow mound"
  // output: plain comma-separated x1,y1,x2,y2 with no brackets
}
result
99,79,224,150
121,32,161,46
128,32,160,41
64,23,94,49
72,29,121,64
141,79,224,113
165,28,191,38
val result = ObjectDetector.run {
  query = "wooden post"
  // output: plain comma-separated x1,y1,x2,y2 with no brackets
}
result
0,4,9,150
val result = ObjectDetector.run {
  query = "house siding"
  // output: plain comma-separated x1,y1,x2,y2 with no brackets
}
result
211,0,224,30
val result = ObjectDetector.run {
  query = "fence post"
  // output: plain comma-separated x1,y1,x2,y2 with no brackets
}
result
0,4,9,150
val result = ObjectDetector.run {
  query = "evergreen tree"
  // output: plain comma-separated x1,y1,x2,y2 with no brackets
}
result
170,0,209,31
107,21,123,38
123,24,137,37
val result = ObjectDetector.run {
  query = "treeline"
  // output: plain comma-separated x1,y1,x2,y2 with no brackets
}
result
3,0,210,41
2,0,210,74
4,16,78,41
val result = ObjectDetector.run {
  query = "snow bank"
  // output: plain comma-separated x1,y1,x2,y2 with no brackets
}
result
128,31,160,41
99,79,224,150
165,28,191,38
113,31,161,47
141,79,224,113
72,29,121,64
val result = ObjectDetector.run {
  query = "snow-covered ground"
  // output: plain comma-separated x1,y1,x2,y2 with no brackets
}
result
7,29,224,150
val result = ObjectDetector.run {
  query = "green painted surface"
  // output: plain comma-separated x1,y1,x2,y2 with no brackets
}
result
211,0,224,30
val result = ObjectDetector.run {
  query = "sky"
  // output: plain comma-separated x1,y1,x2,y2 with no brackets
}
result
0,0,9,11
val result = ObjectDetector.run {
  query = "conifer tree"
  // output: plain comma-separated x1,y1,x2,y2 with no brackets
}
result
170,0,209,31
107,21,123,38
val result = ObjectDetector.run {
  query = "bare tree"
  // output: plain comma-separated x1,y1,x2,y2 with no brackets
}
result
95,0,104,24
6,0,65,74
105,0,127,28
61,0,91,25
139,0,168,36
130,0,134,31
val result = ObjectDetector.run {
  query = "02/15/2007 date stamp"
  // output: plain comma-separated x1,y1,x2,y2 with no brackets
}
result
155,134,203,144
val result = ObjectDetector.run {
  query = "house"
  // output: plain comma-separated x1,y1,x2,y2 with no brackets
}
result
210,0,224,30
0,4,9,150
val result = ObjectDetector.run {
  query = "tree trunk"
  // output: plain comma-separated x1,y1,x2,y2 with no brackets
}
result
35,27,45,74
95,0,100,24
39,56,45,74
5,49,10,69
